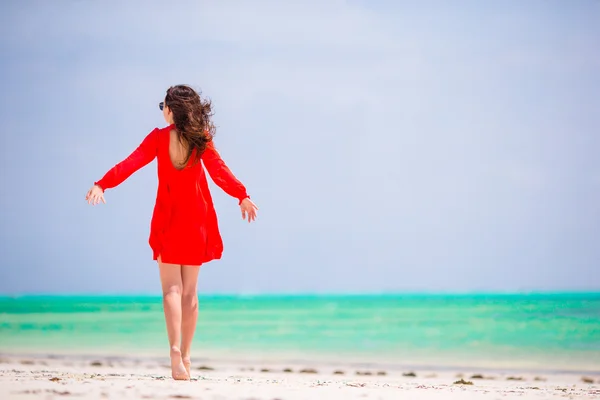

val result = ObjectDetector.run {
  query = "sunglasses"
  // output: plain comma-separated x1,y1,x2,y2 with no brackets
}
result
159,101,165,111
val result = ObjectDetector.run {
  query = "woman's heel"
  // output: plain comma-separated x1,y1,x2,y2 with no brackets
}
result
170,346,190,381
182,357,191,378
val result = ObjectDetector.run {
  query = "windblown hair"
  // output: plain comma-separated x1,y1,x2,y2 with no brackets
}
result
165,85,215,168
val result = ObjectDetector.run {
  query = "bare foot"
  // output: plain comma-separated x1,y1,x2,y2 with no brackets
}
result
182,357,191,378
170,346,189,381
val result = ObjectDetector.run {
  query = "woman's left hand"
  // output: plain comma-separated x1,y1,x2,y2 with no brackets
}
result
240,198,258,223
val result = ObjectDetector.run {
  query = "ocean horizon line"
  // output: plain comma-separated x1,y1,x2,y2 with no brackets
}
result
1,290,599,300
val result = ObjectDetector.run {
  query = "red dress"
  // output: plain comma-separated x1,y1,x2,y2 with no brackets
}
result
95,125,250,265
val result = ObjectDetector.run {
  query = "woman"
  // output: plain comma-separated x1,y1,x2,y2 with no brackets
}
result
85,85,258,380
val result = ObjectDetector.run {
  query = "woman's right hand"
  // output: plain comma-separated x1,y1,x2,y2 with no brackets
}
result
86,184,106,206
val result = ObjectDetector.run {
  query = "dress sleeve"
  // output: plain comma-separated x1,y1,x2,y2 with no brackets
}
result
201,141,250,204
95,128,159,190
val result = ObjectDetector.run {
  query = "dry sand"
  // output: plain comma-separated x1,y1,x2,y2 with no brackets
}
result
1,354,599,399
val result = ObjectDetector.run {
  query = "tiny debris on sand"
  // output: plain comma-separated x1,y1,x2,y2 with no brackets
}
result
299,368,318,374
346,382,366,387
454,379,474,385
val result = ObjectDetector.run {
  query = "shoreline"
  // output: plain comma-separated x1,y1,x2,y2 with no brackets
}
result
2,350,599,376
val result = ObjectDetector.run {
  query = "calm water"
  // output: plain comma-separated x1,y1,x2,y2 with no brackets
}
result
1,293,599,371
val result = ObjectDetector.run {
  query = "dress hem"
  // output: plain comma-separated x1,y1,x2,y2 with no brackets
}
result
152,251,221,266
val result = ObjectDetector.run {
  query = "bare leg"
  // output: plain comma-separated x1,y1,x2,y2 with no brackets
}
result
158,256,189,380
180,265,201,377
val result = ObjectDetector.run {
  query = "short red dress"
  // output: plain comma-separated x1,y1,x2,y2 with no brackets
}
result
95,125,250,265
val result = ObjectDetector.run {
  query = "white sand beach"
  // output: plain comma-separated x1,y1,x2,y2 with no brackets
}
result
1,354,599,400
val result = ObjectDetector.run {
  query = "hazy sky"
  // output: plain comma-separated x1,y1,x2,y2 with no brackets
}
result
0,0,599,295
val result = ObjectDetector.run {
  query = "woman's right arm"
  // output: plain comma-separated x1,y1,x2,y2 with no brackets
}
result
94,128,159,191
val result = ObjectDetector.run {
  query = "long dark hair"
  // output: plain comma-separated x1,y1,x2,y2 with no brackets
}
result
165,85,215,167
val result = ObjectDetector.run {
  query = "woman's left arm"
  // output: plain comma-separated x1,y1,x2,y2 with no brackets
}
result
201,141,250,204
201,141,258,222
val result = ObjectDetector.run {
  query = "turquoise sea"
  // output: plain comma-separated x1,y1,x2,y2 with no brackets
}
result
1,293,599,373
